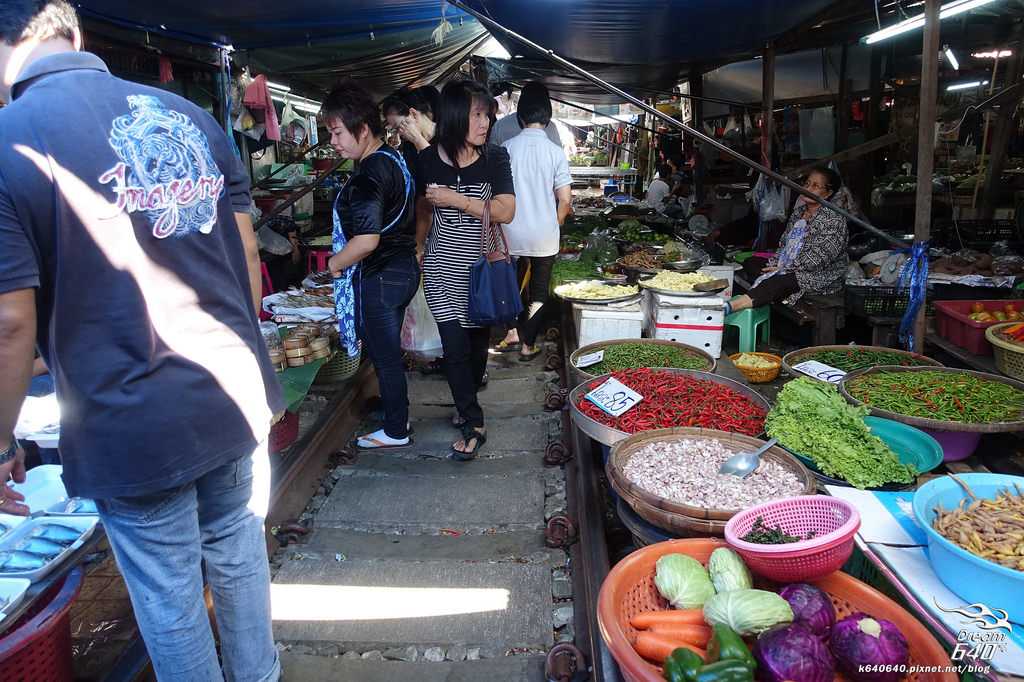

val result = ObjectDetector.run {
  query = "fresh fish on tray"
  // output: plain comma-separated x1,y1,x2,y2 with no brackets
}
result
0,550,48,572
53,498,98,514
31,524,81,546
14,536,65,558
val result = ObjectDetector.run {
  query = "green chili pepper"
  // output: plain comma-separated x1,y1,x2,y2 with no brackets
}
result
847,370,1024,424
802,349,933,372
584,343,710,375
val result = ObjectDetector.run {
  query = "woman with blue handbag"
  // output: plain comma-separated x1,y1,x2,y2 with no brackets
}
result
325,80,420,450
416,80,516,460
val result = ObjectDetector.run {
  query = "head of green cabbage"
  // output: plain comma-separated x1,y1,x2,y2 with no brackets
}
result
654,554,715,609
703,588,794,636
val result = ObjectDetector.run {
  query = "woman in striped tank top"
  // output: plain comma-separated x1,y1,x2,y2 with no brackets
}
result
416,81,516,460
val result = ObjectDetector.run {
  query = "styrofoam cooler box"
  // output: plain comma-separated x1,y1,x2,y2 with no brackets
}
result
644,292,725,358
697,263,743,297
573,301,644,348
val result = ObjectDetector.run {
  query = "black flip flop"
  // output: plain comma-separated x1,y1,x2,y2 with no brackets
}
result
451,427,486,461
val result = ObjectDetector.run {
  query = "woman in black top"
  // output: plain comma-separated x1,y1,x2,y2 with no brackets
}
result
416,80,516,460
325,80,419,449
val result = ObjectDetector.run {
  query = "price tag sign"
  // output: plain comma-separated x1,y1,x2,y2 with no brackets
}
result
793,360,846,384
575,350,605,368
585,377,644,417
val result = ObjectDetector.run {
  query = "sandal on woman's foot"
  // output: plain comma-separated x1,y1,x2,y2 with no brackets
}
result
493,339,521,353
451,427,486,461
355,428,413,451
519,345,543,361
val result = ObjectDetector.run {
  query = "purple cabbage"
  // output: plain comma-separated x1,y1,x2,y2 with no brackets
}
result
780,583,836,639
754,623,835,682
830,613,910,682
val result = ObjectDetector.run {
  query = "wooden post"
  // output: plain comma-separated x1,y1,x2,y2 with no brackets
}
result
837,43,851,151
981,22,1024,220
913,0,941,352
689,73,703,132
762,42,776,168
972,56,1002,209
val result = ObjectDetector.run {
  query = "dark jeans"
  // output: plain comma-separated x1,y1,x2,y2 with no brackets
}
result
356,254,420,438
516,255,555,346
437,320,490,429
747,272,800,307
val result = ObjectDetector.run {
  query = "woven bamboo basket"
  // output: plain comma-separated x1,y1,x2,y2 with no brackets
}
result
782,344,943,381
314,345,362,385
986,322,1024,381
728,352,782,383
569,338,716,387
840,365,1024,433
606,427,816,537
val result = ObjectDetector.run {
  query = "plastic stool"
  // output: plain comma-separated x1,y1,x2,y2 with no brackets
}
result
724,306,770,353
307,249,331,274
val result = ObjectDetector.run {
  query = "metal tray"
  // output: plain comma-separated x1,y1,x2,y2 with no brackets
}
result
568,368,772,447
637,277,726,298
554,281,641,305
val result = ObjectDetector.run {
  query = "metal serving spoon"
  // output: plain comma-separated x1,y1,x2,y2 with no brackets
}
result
719,438,778,478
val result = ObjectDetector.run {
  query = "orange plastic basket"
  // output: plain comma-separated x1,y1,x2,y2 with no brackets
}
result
596,539,956,682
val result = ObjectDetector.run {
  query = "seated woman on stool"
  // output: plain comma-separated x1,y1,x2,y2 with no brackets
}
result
726,166,848,314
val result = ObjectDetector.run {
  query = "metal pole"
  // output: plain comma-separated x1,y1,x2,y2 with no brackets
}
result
971,55,1001,209
913,0,941,352
453,0,905,248
762,42,775,168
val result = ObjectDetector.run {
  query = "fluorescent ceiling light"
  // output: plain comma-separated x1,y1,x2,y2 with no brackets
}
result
862,0,1001,44
270,93,323,112
972,49,1013,58
292,101,323,114
947,80,988,91
945,46,960,70
265,81,291,92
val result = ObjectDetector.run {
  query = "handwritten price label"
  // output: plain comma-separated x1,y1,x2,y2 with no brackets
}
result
575,350,605,368
585,377,644,417
793,360,846,384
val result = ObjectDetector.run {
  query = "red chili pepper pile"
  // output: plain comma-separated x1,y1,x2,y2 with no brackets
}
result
576,367,766,435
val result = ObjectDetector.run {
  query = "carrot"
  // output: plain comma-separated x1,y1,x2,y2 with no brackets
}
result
647,623,711,647
630,609,706,629
632,631,707,664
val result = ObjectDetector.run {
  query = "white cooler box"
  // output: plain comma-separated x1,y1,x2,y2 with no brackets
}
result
643,292,725,358
573,301,644,349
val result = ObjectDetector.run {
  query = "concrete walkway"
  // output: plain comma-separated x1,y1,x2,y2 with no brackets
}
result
272,350,570,681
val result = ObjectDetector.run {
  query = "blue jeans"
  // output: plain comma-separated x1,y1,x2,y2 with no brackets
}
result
96,444,279,682
356,254,420,438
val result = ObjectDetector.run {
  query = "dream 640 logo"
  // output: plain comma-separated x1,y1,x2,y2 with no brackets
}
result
935,599,1012,663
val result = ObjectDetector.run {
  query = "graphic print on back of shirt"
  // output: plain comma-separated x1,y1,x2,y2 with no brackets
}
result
99,95,225,239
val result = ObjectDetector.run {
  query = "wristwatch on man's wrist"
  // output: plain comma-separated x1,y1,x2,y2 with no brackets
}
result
0,438,18,465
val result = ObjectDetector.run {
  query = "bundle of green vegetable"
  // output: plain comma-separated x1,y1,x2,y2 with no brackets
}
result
550,257,600,289
846,370,1024,424
766,378,915,489
581,342,709,375
799,348,934,373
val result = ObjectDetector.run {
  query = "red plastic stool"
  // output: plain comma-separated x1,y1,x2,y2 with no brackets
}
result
0,566,84,682
306,249,331,274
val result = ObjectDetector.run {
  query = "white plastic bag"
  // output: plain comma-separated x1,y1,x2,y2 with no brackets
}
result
401,283,442,357
753,175,787,222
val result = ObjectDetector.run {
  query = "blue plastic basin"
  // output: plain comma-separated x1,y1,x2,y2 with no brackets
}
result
912,473,1024,624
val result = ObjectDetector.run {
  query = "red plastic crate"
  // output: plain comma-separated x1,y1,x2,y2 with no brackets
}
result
933,299,1024,355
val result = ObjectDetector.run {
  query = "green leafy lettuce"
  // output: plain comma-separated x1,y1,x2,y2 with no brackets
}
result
766,378,915,489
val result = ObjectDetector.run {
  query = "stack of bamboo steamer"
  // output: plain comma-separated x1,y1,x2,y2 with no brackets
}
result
282,325,333,368
268,348,287,372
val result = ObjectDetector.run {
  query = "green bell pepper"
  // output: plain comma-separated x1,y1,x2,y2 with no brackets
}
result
662,647,703,682
706,624,756,670
693,660,755,682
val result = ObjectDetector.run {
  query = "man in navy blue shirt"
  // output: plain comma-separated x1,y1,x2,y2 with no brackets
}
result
0,3,283,680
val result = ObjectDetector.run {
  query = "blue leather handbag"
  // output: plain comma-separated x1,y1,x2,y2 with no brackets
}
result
467,200,523,326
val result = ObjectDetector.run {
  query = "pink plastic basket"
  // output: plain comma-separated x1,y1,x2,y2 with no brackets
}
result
724,496,860,582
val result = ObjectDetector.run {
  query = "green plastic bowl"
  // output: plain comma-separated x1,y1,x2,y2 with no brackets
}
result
787,416,943,490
